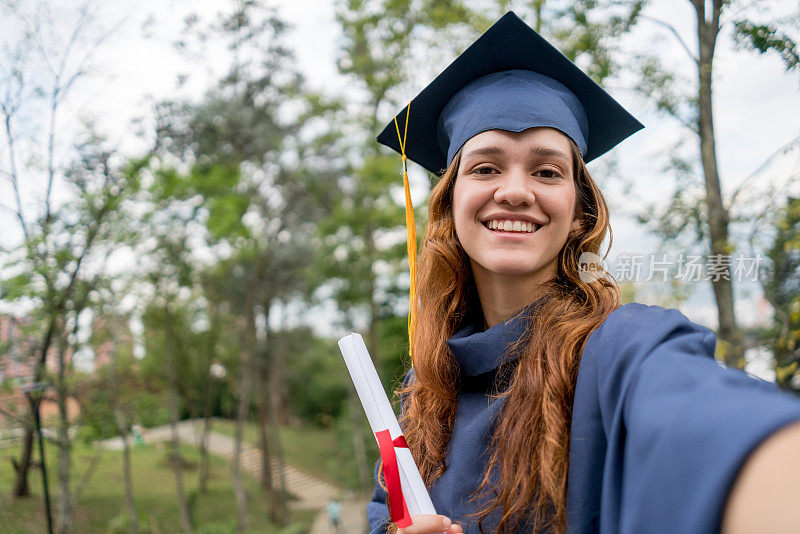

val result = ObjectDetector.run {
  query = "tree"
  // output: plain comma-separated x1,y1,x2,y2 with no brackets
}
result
629,0,798,367
135,172,205,532
147,1,344,528
0,1,128,512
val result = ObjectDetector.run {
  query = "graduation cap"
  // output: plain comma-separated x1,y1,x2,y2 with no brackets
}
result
380,11,643,361
377,11,643,173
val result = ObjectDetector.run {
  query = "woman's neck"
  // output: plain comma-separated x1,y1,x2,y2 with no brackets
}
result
471,262,554,328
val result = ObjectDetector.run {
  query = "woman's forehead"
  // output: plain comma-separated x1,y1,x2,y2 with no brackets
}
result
461,128,573,158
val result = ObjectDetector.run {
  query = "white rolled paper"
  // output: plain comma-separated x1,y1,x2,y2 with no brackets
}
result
338,332,436,518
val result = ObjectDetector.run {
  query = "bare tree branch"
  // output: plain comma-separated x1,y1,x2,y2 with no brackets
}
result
729,134,800,208
2,110,30,242
0,405,29,426
639,14,700,64
45,3,94,221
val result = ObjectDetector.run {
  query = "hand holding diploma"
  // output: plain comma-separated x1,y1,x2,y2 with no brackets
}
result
398,515,464,534
338,333,446,530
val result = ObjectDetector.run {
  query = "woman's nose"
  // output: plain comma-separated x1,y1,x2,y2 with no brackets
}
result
493,171,535,206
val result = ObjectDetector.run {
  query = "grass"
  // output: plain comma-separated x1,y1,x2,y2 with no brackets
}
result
0,439,315,533
212,419,365,491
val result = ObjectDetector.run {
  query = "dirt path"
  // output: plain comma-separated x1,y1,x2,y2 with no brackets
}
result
100,420,368,531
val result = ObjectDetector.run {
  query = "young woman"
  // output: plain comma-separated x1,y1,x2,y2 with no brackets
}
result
368,12,800,534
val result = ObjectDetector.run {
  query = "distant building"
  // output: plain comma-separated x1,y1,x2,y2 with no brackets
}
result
0,315,34,384
0,312,133,426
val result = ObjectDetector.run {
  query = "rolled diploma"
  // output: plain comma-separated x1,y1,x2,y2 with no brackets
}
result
338,333,436,518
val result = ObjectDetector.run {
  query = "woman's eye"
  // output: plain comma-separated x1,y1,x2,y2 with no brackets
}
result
473,166,496,175
536,169,561,179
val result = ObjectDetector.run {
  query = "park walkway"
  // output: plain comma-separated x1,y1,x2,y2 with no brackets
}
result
99,420,368,532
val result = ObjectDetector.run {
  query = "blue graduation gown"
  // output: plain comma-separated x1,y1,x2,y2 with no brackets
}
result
367,303,800,533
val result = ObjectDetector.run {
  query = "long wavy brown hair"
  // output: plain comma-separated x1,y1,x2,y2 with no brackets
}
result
398,139,620,533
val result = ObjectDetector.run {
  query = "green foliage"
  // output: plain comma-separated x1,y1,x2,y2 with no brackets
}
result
132,393,173,428
78,348,172,442
634,54,695,128
734,19,799,74
762,197,800,392
331,405,380,489
285,328,350,425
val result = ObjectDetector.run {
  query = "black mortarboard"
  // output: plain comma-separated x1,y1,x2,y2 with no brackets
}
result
376,11,643,175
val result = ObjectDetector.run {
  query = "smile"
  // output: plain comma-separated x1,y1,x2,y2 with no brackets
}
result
482,219,539,233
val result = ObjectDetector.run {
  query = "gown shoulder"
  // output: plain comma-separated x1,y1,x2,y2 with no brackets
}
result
569,302,800,533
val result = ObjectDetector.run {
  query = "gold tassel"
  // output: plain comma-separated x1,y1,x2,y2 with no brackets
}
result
393,104,416,361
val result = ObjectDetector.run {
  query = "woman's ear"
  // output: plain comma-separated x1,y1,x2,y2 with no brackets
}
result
570,216,583,232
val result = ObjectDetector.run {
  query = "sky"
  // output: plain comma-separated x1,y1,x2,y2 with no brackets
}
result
1,0,799,345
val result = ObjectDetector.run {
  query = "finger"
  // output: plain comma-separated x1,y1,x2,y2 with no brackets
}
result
399,514,453,533
447,524,464,534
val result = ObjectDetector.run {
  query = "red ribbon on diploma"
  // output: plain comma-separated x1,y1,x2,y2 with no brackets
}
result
376,429,412,528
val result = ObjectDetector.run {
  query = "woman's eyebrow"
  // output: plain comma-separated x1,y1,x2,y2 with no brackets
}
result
462,146,504,160
529,145,570,161
462,145,570,162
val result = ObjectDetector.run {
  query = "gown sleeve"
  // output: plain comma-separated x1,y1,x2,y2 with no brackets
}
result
582,303,800,534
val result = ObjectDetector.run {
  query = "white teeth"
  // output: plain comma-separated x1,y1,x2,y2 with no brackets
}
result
484,219,539,233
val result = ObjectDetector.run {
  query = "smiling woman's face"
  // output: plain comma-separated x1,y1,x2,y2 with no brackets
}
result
452,127,579,286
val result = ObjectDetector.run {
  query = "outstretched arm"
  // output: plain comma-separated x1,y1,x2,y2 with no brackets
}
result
721,420,800,534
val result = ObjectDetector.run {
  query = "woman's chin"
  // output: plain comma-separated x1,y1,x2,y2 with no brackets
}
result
476,261,556,281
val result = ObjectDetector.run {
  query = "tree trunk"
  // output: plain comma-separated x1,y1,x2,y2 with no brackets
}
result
14,325,56,497
232,384,249,533
55,335,73,534
199,303,220,494
267,304,288,524
12,426,33,496
117,417,139,534
110,344,138,534
253,303,286,525
164,306,192,532
232,307,254,532
254,353,278,520
269,331,289,425
198,386,213,495
266,391,288,525
268,303,289,425
693,0,745,367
